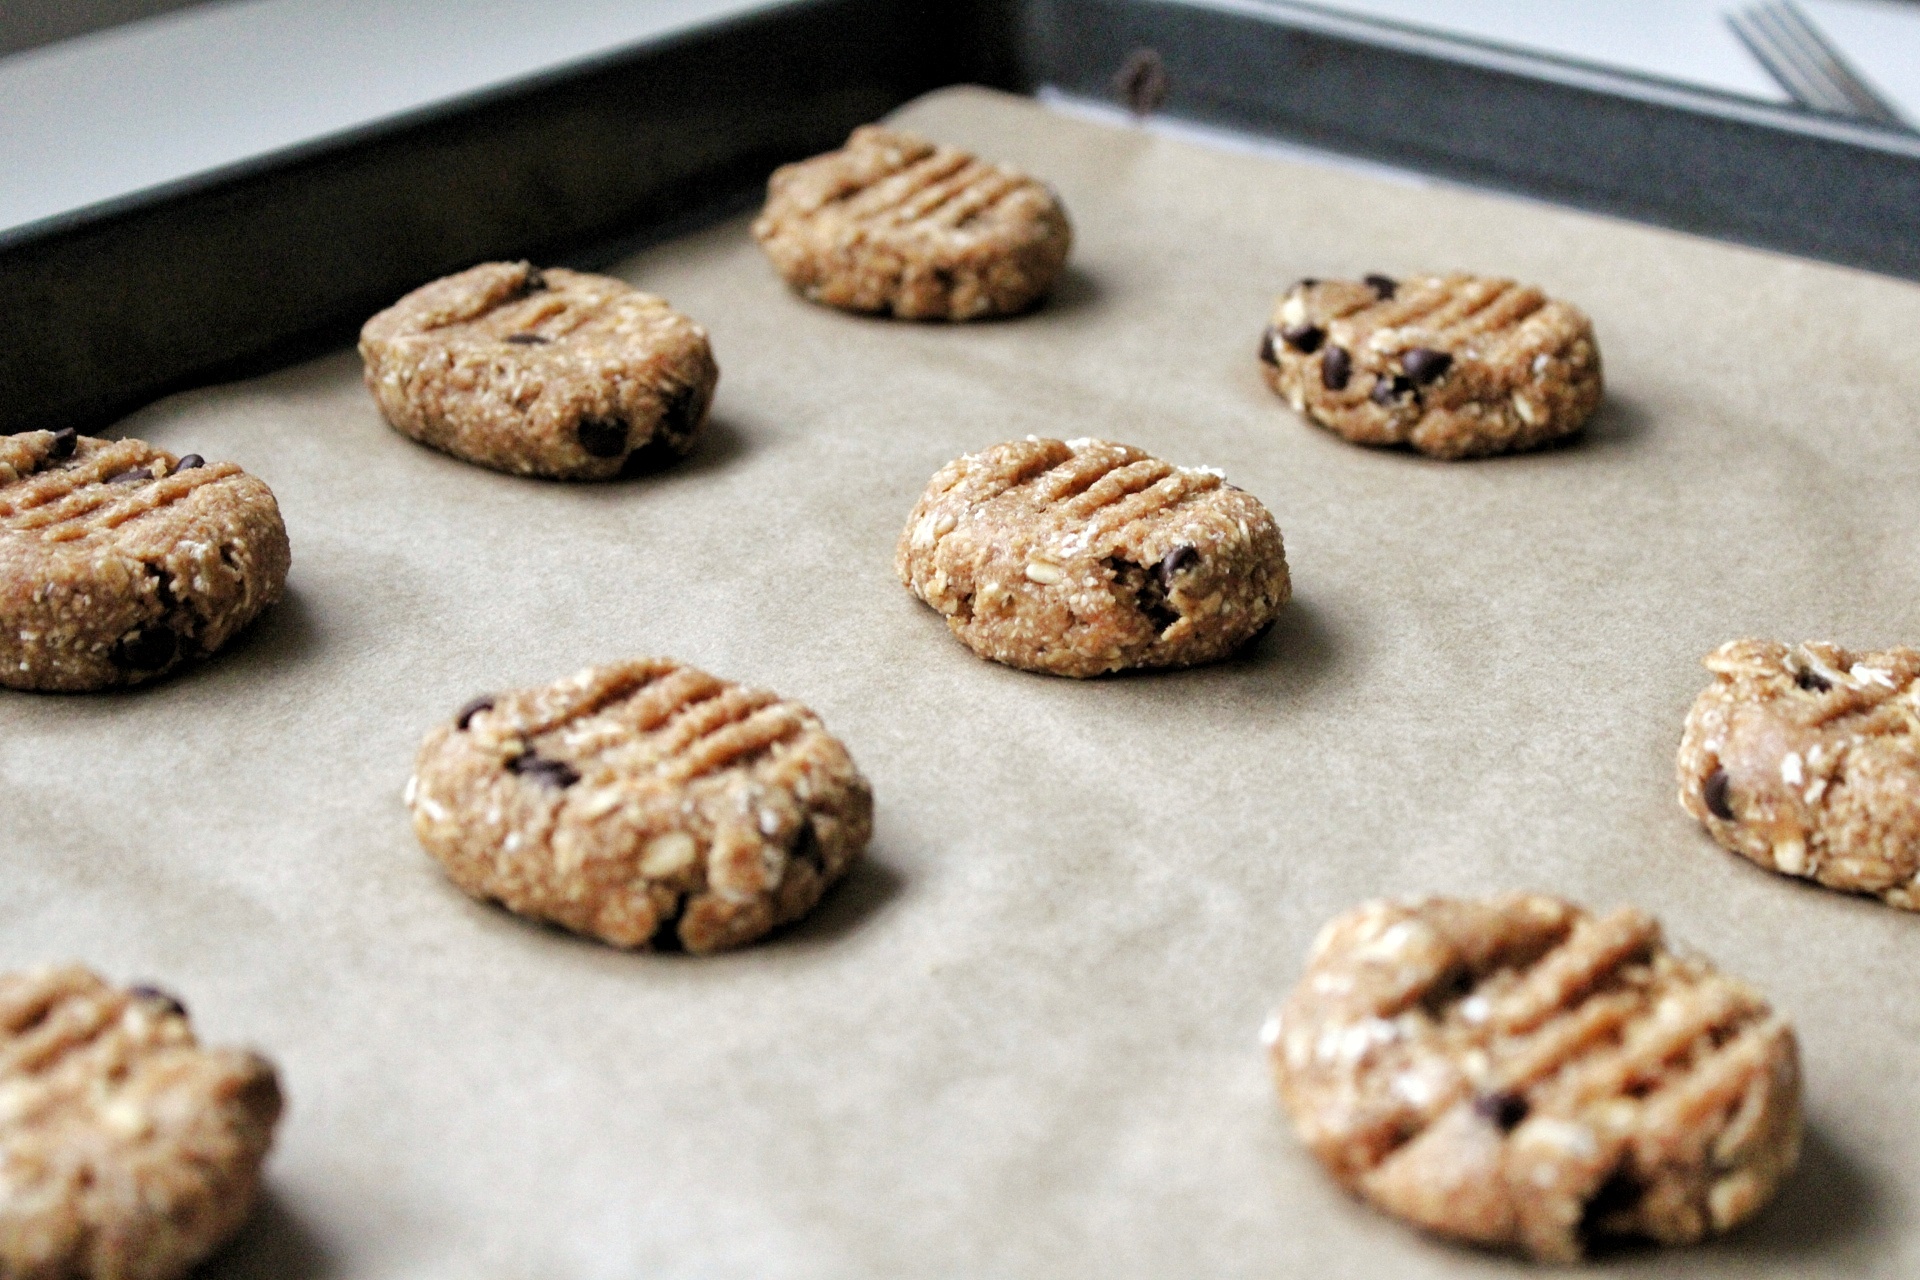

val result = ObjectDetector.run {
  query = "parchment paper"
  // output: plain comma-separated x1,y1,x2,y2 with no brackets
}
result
5,87,1919,1279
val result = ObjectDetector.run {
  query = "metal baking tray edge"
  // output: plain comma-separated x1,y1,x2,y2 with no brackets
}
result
5,0,1919,435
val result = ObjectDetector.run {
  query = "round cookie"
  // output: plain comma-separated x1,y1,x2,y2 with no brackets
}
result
896,437,1289,677
0,431,291,692
1678,638,1920,909
408,660,872,954
1266,894,1800,1262
752,124,1072,320
359,262,718,479
1,967,284,1280
1259,273,1602,459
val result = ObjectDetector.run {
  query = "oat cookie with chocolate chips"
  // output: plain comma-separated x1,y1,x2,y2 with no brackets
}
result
897,437,1288,678
1266,894,1800,1262
1259,273,1602,459
360,262,717,479
1,967,284,1280
1678,638,1920,909
409,660,872,954
0,431,290,692
752,125,1072,320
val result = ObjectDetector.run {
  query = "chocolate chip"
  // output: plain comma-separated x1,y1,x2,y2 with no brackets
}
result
1402,347,1452,385
107,467,153,485
576,418,629,459
1795,667,1831,693
149,567,176,611
660,384,703,443
1281,323,1325,355
1364,273,1397,299
504,333,549,345
1321,345,1351,391
174,454,204,471
789,821,823,871
1370,375,1413,405
1473,1090,1529,1131
454,696,495,730
1113,48,1169,116
48,428,77,461
1296,277,1319,290
1704,767,1735,821
110,626,177,672
509,752,579,789
522,267,547,293
1157,544,1199,592
127,984,187,1017
1258,327,1280,366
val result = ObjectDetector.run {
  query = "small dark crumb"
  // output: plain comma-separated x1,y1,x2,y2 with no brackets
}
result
1157,544,1199,592
174,453,204,471
504,333,549,346
1113,48,1169,116
1321,345,1352,391
1295,278,1319,290
48,428,78,461
1258,327,1280,366
127,984,187,1018
1704,767,1735,821
509,751,580,789
455,696,495,730
1364,273,1397,299
1402,347,1453,385
107,467,153,485
522,267,547,293
577,418,629,459
1281,323,1325,355
1473,1090,1529,1132
1795,667,1832,693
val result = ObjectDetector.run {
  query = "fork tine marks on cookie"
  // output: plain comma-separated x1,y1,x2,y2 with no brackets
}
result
1270,895,1801,1261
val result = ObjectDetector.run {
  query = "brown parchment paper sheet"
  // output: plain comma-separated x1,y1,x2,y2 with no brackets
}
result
5,86,1919,1278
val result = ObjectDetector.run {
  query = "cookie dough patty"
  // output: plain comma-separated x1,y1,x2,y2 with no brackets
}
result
1,967,283,1280
1266,894,1800,1262
896,437,1289,677
360,262,717,479
0,431,290,692
1679,638,1920,909
752,124,1072,320
1259,273,1601,458
409,660,873,954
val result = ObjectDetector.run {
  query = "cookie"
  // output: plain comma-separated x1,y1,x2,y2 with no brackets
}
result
752,125,1072,320
1,967,283,1280
408,660,872,954
0,432,291,692
1259,273,1602,458
359,262,718,479
896,437,1289,678
1678,638,1920,909
1266,894,1800,1261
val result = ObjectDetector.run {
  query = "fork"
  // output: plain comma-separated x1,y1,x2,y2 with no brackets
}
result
1727,0,1911,130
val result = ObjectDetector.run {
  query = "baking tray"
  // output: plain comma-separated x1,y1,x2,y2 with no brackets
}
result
6,0,1920,438
6,86,1919,1278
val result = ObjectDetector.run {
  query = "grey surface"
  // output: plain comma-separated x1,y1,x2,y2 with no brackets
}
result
6,87,1920,1278
0,0,214,58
